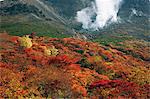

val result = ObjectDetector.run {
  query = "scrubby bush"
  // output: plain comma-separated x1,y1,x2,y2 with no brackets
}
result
0,33,149,98
19,35,32,48
44,46,59,56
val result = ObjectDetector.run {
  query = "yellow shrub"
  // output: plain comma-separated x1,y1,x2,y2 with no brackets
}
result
128,67,150,85
19,36,32,48
44,46,59,56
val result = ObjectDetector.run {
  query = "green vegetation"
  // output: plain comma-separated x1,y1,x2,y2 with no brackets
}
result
0,15,70,38
92,35,133,46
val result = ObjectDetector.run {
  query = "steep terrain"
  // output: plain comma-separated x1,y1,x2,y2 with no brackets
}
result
0,0,149,42
0,0,149,98
0,0,74,36
0,33,149,98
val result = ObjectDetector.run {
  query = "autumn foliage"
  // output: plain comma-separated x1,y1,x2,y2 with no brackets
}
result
0,33,149,98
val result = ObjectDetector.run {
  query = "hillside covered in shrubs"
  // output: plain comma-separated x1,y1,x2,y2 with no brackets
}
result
0,33,149,98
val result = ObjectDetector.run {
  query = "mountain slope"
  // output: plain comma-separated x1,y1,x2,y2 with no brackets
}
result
0,0,149,42
0,33,149,98
21,0,66,24
0,0,74,36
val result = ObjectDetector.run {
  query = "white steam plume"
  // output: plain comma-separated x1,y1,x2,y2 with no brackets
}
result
76,0,123,30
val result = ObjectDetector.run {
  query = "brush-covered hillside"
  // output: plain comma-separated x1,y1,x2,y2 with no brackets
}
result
0,33,149,98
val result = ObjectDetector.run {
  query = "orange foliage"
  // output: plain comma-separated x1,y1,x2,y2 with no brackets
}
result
0,33,149,98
